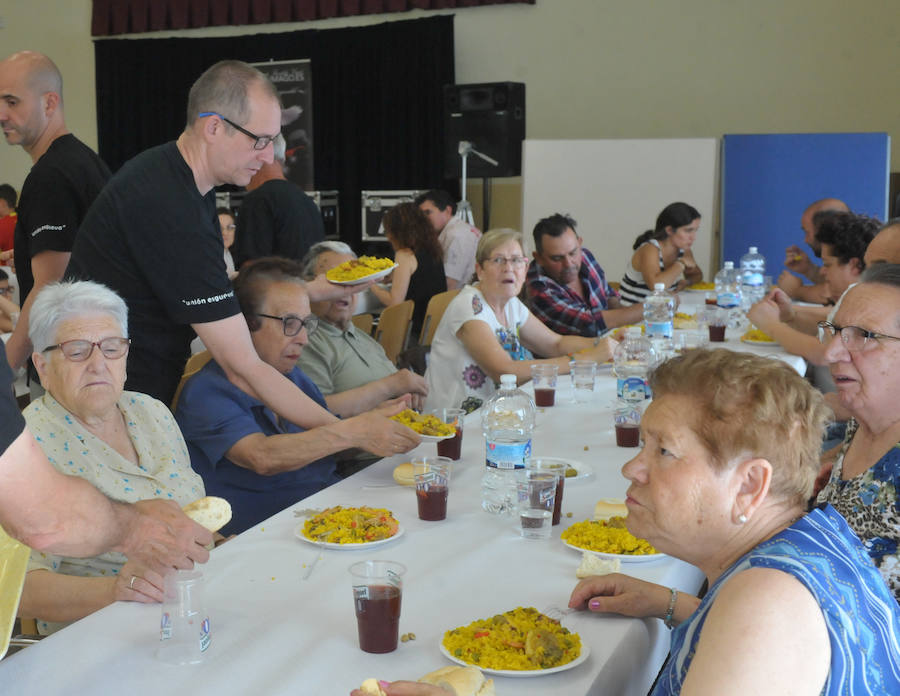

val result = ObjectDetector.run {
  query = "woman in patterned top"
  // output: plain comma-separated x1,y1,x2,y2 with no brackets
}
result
424,229,615,411
569,349,900,695
17,281,209,634
816,262,900,602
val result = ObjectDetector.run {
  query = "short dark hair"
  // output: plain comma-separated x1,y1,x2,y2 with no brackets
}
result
0,184,17,209
233,257,305,332
814,212,880,270
414,189,456,215
216,207,233,217
532,213,577,253
0,268,8,282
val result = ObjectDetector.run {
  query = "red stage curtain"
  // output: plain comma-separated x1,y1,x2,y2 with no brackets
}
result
91,0,534,36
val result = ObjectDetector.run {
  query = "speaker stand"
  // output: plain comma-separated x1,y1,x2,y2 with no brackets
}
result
457,140,498,230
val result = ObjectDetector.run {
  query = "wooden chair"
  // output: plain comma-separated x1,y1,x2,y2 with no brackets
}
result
170,350,212,411
374,300,414,364
351,313,373,336
418,288,460,347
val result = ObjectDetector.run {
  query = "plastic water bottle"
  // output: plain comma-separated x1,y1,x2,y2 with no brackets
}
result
613,327,656,402
481,374,535,515
715,261,744,328
740,246,766,309
643,283,675,355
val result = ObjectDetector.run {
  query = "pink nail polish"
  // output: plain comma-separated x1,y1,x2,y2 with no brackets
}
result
589,599,600,609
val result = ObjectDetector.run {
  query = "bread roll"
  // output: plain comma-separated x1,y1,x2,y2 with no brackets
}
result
392,462,415,486
419,666,495,696
358,679,387,696
182,496,232,533
593,499,627,521
576,551,621,578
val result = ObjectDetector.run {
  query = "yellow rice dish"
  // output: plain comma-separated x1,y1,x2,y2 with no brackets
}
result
561,516,657,555
742,327,775,342
391,409,456,437
325,256,395,282
686,281,715,290
443,607,581,671
301,506,399,544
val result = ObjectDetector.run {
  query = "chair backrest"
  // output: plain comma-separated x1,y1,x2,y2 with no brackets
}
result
374,300,414,364
418,288,461,346
351,313,373,336
170,350,212,411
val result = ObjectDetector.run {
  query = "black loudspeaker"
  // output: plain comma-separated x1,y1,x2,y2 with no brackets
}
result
443,82,525,179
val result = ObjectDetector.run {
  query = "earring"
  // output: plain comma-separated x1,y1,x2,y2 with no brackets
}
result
737,513,748,524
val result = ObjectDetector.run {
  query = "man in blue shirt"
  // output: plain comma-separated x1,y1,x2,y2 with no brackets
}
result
175,258,419,535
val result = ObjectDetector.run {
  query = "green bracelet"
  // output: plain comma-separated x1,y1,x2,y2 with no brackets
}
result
664,587,678,629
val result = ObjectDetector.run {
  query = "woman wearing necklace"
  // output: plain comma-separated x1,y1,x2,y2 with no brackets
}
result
425,228,614,411
619,202,703,305
569,349,900,694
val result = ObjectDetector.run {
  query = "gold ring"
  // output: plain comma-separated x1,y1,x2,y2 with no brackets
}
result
130,575,137,589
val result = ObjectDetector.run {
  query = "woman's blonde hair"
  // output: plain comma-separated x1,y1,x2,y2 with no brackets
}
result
649,349,830,504
476,228,524,265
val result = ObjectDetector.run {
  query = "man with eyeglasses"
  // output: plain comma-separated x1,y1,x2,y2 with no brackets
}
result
0,268,19,332
0,51,111,375
66,61,382,446
175,259,420,535
231,133,324,269
525,213,643,337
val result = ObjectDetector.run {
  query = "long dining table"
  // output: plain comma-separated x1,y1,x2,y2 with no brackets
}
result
0,332,804,695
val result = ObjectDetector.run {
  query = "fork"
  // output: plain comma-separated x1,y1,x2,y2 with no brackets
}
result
542,605,577,622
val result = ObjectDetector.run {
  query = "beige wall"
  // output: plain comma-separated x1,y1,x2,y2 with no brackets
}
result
2,0,897,231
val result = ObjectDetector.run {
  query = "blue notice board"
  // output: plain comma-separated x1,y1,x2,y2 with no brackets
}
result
721,133,890,276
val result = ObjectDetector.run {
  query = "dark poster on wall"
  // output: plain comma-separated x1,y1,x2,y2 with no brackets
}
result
252,59,314,190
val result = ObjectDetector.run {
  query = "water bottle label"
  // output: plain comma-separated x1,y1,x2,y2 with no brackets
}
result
485,439,531,470
742,272,764,287
617,376,647,401
160,611,172,641
199,616,211,652
717,292,740,309
646,321,672,339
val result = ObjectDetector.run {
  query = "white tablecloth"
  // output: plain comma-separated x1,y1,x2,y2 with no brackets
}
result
0,338,803,695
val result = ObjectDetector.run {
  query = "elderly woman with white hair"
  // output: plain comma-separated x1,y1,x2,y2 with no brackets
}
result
425,228,614,411
18,280,206,634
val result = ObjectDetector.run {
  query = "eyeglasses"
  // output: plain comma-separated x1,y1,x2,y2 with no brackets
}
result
197,111,278,151
816,321,900,351
484,256,528,269
257,313,318,337
43,337,131,362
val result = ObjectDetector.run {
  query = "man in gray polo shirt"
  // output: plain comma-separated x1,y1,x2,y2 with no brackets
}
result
298,241,427,416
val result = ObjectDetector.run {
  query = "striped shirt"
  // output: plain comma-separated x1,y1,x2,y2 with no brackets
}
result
619,239,681,305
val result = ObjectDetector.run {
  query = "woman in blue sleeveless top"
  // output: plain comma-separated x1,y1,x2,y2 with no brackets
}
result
569,349,900,695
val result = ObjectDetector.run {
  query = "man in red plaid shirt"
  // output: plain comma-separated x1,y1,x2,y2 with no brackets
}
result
525,213,643,337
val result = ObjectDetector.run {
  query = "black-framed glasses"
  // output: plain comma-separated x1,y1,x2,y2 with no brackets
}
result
816,321,900,351
43,337,131,362
197,111,278,151
257,313,318,337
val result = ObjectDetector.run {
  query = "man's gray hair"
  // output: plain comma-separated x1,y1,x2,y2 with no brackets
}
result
300,241,356,279
28,281,128,353
273,133,286,163
186,60,279,128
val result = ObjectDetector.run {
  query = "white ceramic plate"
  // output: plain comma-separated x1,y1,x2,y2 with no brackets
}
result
562,539,665,563
439,642,590,678
741,337,779,346
327,264,397,285
530,457,593,484
419,432,456,443
294,521,404,550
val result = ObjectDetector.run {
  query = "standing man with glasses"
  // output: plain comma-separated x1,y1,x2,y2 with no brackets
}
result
0,51,111,375
175,259,419,534
66,61,418,453
525,213,644,337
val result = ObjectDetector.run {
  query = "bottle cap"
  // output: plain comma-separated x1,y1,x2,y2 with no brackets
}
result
724,261,734,269
749,246,758,253
500,374,516,386
625,326,642,337
653,283,665,291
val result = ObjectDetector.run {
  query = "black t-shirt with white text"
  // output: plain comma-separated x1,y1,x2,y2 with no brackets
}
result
67,142,239,403
13,134,111,304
